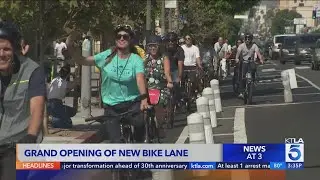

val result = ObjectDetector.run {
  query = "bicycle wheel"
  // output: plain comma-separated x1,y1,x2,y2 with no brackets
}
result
232,75,239,94
166,94,175,129
247,81,254,105
149,110,160,143
186,81,192,111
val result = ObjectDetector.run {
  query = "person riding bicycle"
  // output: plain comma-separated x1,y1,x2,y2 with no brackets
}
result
200,37,218,85
0,21,46,179
214,37,228,79
65,24,149,143
235,33,264,98
181,35,202,98
144,35,173,134
163,32,185,106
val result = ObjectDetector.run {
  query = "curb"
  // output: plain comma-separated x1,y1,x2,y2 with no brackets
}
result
75,130,102,143
43,129,103,144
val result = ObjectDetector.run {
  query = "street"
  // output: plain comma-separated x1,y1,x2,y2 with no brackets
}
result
218,59,320,180
42,59,320,180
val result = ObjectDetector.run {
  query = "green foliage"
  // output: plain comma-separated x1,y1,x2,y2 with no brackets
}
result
271,9,302,35
179,0,260,43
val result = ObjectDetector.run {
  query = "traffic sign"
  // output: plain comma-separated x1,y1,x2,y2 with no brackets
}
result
316,10,320,17
293,18,307,25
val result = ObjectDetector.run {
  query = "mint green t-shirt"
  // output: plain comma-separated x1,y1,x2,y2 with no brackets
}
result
94,49,145,106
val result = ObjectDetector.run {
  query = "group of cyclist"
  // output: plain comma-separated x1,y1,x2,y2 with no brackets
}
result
65,25,264,143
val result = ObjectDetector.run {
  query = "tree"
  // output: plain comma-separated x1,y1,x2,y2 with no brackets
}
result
271,9,302,35
178,0,261,43
0,0,147,58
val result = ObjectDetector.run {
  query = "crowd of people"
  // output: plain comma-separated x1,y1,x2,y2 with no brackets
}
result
0,20,264,179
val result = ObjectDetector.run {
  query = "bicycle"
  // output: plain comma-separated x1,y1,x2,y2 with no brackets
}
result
240,58,258,105
85,107,153,180
183,69,198,112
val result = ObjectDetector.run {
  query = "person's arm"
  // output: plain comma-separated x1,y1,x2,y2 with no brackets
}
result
195,47,202,68
66,78,80,92
135,57,149,110
255,45,264,63
177,48,185,82
235,45,242,63
214,43,218,52
65,34,95,66
54,44,58,57
26,67,47,138
163,56,173,83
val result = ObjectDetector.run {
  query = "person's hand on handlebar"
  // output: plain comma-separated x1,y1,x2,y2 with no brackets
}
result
167,81,174,89
140,98,150,111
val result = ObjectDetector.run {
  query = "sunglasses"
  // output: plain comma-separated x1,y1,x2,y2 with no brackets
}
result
116,34,130,41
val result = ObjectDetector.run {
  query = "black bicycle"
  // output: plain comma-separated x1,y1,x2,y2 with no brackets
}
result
165,85,177,129
241,59,258,105
183,69,198,112
85,107,157,180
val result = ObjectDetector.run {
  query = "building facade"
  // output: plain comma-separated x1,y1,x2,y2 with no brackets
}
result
279,0,319,27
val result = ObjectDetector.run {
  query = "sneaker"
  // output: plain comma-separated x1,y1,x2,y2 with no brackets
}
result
238,93,244,99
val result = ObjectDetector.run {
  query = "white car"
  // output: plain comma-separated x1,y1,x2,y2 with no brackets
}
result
269,34,296,60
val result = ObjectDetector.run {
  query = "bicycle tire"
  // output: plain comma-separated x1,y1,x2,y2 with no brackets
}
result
186,81,192,111
149,114,160,143
247,81,254,105
166,94,175,129
243,79,249,105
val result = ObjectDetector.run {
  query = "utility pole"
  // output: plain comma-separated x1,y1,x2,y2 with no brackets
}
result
174,1,179,33
146,0,152,40
161,0,166,35
168,9,172,32
39,0,44,62
81,32,92,119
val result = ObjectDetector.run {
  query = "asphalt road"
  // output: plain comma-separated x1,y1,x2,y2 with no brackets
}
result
219,59,320,180
47,59,320,180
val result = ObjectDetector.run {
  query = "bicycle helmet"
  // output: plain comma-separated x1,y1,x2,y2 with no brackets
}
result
147,35,162,45
114,24,135,37
244,33,253,41
0,21,22,51
164,32,178,42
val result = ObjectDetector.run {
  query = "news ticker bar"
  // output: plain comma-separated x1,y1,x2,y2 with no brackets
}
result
16,162,304,170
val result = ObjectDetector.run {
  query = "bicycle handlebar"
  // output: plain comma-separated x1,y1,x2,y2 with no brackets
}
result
84,108,152,123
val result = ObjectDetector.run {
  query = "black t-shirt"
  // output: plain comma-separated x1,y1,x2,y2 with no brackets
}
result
163,46,185,72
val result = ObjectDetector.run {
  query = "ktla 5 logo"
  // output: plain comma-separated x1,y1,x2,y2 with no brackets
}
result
285,144,304,162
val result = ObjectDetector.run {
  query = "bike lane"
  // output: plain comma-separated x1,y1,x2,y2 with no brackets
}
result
244,102,320,180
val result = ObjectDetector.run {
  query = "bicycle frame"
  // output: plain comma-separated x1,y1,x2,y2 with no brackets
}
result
241,61,257,104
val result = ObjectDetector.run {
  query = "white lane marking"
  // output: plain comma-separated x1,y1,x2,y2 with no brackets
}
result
223,100,320,109
233,108,247,143
232,108,250,180
295,66,310,70
296,73,320,91
254,92,320,98
175,126,189,144
261,68,276,72
221,86,313,94
212,133,234,136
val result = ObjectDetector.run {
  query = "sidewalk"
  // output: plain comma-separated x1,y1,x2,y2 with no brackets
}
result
42,97,104,144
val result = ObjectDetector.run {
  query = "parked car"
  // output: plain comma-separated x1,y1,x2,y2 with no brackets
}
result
311,39,320,70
